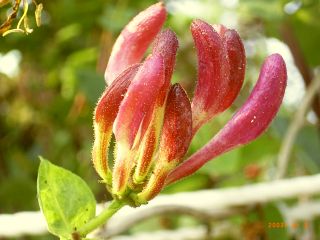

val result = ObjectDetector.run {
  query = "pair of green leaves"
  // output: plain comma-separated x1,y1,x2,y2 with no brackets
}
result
37,158,96,239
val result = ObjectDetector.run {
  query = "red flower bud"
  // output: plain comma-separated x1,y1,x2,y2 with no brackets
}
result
105,3,166,85
113,54,165,148
152,29,179,105
95,64,140,128
136,29,179,146
158,84,192,163
112,53,165,196
137,84,192,201
166,54,287,185
92,64,139,182
191,20,245,134
133,30,179,183
217,27,246,111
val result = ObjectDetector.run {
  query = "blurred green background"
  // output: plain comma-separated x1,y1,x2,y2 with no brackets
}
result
1,0,320,239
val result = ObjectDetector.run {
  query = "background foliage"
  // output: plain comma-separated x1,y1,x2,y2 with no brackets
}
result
1,0,320,239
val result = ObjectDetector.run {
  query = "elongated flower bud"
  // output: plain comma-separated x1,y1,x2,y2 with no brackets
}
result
112,54,165,196
191,20,228,131
113,54,165,148
217,27,246,111
92,65,140,183
158,84,193,164
152,29,179,105
191,20,245,134
133,30,179,183
137,84,192,201
137,29,179,142
167,54,287,185
105,3,166,85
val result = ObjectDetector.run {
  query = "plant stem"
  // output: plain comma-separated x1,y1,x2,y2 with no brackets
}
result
77,200,125,237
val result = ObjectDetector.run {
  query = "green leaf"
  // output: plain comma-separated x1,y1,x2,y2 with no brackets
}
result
37,157,96,238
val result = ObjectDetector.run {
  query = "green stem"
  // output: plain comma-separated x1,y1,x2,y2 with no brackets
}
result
77,200,125,237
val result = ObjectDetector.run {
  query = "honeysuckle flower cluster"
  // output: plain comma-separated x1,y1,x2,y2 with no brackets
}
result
93,3,287,206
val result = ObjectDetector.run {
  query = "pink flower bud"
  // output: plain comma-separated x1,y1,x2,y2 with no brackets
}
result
133,30,179,183
217,27,246,111
95,64,140,128
113,54,165,148
92,65,139,182
158,84,193,163
105,3,166,85
152,29,179,105
112,54,165,196
166,54,287,185
136,29,179,146
191,20,245,134
137,84,192,201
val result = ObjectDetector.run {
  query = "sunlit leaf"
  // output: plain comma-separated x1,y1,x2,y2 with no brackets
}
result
37,158,96,238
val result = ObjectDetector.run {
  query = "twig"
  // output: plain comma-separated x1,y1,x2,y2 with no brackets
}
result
2,174,320,237
0,0,21,34
96,205,248,238
276,69,320,179
106,224,239,240
103,174,320,238
102,200,320,240
282,201,320,220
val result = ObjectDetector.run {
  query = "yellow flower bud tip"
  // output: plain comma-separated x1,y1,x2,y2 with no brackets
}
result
111,144,134,197
92,128,112,182
134,162,173,203
133,126,157,184
112,163,127,197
